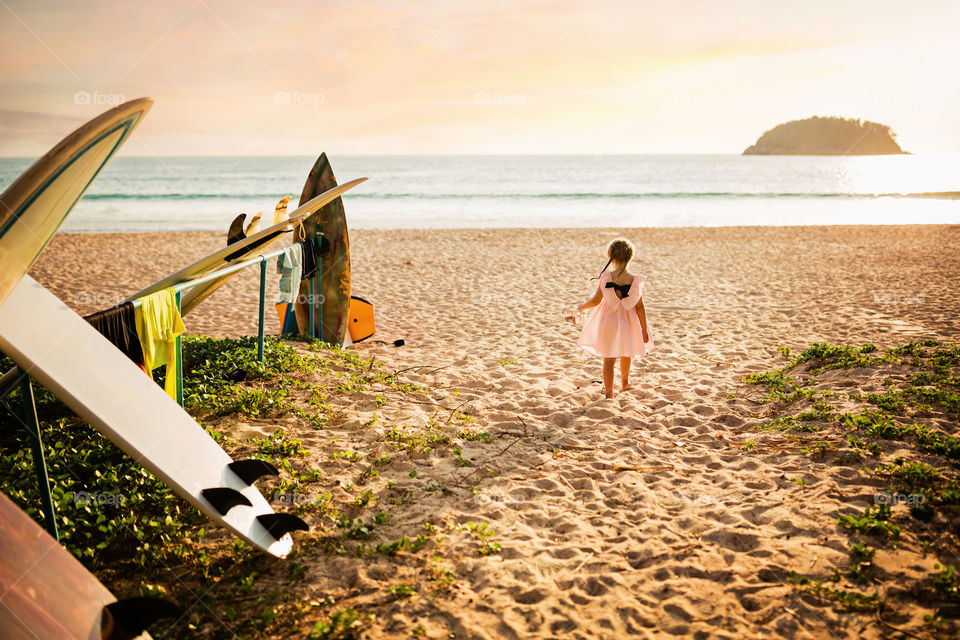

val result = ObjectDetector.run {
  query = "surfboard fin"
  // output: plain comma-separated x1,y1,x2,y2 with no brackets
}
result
257,513,309,540
244,211,262,236
273,195,292,225
102,596,180,640
228,459,279,486
227,214,247,245
201,487,252,515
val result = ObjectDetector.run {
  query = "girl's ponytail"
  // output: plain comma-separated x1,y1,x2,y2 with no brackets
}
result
591,258,612,281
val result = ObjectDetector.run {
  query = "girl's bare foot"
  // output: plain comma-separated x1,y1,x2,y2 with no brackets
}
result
621,383,632,392
604,389,614,399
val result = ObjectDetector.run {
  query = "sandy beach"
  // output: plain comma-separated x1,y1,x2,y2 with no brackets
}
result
27,224,960,638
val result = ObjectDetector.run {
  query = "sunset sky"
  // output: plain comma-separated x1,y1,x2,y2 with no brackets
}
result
1,0,958,156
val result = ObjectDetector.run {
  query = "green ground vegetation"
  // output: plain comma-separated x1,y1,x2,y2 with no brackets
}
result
0,335,500,639
743,340,959,634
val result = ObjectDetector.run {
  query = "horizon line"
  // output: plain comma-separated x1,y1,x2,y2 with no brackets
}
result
4,151,959,160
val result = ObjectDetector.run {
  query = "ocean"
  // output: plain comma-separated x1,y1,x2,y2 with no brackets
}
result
1,154,957,233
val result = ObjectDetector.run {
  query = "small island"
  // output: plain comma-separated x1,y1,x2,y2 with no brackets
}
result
743,116,907,155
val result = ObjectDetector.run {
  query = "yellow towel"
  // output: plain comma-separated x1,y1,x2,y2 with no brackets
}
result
135,288,186,399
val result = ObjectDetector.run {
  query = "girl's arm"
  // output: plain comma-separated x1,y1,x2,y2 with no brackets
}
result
565,286,602,320
578,286,603,312
636,298,650,341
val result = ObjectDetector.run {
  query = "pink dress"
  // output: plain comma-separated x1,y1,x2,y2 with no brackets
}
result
577,272,655,358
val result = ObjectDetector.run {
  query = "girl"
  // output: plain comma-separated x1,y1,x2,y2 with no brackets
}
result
567,238,654,398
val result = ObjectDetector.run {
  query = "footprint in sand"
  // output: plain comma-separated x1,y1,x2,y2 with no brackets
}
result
702,528,762,553
585,407,616,419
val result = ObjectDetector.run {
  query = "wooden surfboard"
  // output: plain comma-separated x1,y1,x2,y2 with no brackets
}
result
0,491,179,639
0,98,152,305
296,153,350,345
179,196,292,316
0,277,305,557
123,178,366,303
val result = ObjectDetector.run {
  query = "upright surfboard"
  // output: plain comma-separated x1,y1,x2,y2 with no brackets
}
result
124,178,366,302
0,98,152,303
297,153,351,345
0,491,179,639
0,99,306,557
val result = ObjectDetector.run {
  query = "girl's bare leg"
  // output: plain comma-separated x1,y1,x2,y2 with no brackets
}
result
602,358,616,398
620,357,632,390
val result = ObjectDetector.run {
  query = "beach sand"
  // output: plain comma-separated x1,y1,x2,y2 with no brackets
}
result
29,225,960,638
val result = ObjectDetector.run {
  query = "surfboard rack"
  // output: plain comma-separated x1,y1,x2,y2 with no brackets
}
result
307,236,323,341
257,513,309,540
130,239,326,406
130,246,283,404
0,243,326,543
1,240,327,541
0,367,59,540
200,487,253,515
228,459,279,485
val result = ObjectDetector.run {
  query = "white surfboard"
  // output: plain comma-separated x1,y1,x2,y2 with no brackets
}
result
0,98,152,304
0,276,302,557
0,98,305,557
123,177,367,302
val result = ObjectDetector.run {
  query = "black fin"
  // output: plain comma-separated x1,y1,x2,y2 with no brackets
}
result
228,459,279,486
201,487,252,515
227,214,247,245
102,596,180,640
257,513,309,540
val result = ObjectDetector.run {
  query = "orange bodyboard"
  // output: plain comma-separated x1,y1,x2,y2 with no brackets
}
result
348,296,375,342
275,302,299,335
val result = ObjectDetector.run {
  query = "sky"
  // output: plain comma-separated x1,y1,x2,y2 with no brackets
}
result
1,0,959,156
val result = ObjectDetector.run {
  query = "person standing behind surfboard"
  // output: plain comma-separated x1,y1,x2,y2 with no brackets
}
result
566,238,654,398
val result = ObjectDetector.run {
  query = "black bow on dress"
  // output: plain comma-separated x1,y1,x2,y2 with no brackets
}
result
605,282,631,298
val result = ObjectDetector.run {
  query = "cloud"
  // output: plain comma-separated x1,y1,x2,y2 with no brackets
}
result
0,0,958,154
0,108,85,156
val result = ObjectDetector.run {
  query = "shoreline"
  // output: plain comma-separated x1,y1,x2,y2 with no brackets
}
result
45,221,960,237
